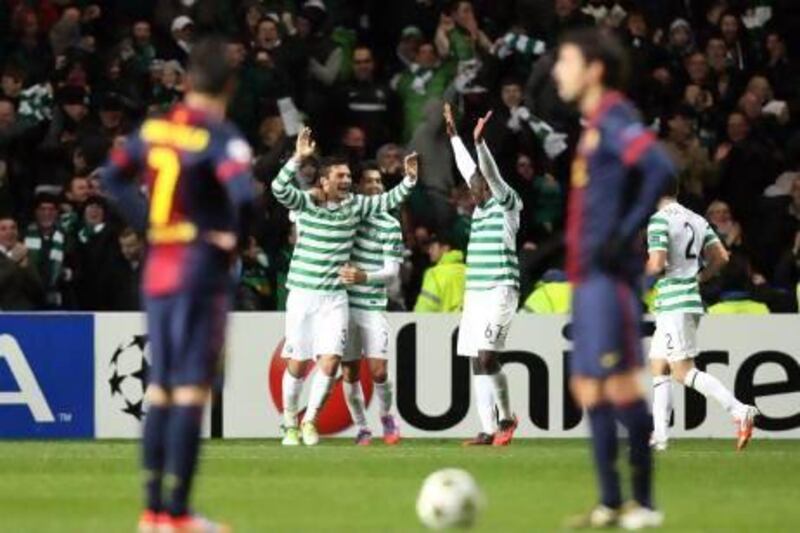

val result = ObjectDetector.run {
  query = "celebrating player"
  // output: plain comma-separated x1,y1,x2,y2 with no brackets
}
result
646,182,759,451
272,128,418,446
102,37,254,533
553,29,673,529
444,103,520,447
338,162,405,446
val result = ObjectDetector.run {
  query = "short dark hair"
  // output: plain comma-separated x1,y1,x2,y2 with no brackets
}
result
319,156,350,179
187,36,235,96
560,28,630,91
360,160,380,176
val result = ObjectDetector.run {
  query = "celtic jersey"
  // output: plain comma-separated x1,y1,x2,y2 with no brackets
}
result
272,159,412,292
347,214,404,311
647,201,720,313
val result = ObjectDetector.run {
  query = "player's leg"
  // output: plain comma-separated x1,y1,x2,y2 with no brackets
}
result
302,293,349,445
360,311,400,444
162,291,231,532
138,297,172,533
458,295,495,445
281,290,313,445
342,360,371,445
282,358,310,446
608,281,662,529
483,287,519,446
671,359,759,451
648,317,672,450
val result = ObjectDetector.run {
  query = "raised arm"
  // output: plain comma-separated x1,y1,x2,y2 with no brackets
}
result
444,102,476,186
100,134,148,232
270,128,315,211
473,111,518,210
357,153,418,217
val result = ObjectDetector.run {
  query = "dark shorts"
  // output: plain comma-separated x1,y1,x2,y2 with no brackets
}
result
145,289,229,388
570,274,642,378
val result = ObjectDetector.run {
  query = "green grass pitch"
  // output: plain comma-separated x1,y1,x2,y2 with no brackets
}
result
1,439,798,532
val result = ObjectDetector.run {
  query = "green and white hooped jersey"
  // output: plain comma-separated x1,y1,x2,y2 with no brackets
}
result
348,213,404,311
647,201,721,314
466,192,521,292
272,160,412,293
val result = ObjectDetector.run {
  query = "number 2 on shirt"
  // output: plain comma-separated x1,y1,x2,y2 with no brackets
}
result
148,147,181,226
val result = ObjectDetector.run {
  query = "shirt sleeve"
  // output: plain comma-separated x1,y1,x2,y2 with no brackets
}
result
215,135,256,209
606,110,675,242
476,140,521,211
100,132,148,231
647,215,669,252
702,222,721,249
450,135,477,186
271,158,310,211
382,219,405,263
356,176,415,217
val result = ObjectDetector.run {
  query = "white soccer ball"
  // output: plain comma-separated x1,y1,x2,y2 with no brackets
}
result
416,468,485,530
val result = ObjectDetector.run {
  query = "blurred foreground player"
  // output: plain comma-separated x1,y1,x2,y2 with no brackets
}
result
553,29,673,530
103,37,255,533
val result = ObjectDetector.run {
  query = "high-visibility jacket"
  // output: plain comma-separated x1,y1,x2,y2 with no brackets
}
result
708,292,770,314
523,281,572,313
414,250,466,312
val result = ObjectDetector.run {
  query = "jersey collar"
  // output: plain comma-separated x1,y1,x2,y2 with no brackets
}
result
587,90,625,128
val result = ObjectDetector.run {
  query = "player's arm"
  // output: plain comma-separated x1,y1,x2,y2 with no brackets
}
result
342,219,405,286
645,216,669,277
99,134,148,232
357,153,418,217
270,128,315,211
213,136,257,251
474,111,520,211
444,103,477,186
698,227,729,283
613,121,675,245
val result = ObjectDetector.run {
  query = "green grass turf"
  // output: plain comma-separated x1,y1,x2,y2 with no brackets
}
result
0,439,798,532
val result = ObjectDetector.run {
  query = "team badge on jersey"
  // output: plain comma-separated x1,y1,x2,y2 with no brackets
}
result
571,157,589,188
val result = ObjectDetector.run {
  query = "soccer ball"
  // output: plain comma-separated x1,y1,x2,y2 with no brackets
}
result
416,468,485,530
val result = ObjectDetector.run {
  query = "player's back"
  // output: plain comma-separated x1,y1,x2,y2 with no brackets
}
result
648,201,713,314
134,104,252,296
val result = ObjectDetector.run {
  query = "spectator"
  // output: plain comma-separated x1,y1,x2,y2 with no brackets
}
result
413,233,465,312
336,45,398,153
706,200,744,250
376,143,406,190
1,65,26,102
521,268,571,313
74,196,118,310
661,105,717,209
394,42,456,141
112,227,143,310
0,215,45,310
166,15,195,65
763,30,797,102
707,254,770,314
434,1,492,65
23,193,66,308
714,110,778,228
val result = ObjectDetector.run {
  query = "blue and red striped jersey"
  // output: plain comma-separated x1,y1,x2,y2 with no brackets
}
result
566,91,674,282
102,104,255,297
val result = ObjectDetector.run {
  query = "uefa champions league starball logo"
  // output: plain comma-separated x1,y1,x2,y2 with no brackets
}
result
108,335,150,421
268,339,374,434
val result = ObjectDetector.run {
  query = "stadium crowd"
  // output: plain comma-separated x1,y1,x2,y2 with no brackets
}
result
0,0,798,313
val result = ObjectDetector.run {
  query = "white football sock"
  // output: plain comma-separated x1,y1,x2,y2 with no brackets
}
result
489,371,512,422
652,375,672,444
282,370,304,428
303,372,335,424
374,380,393,417
474,375,498,434
343,380,369,431
684,368,743,416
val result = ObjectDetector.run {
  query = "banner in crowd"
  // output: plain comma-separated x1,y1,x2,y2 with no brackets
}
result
1,313,798,439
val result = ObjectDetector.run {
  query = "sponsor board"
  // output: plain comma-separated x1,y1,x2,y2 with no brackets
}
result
223,314,800,439
94,313,212,438
0,315,94,438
